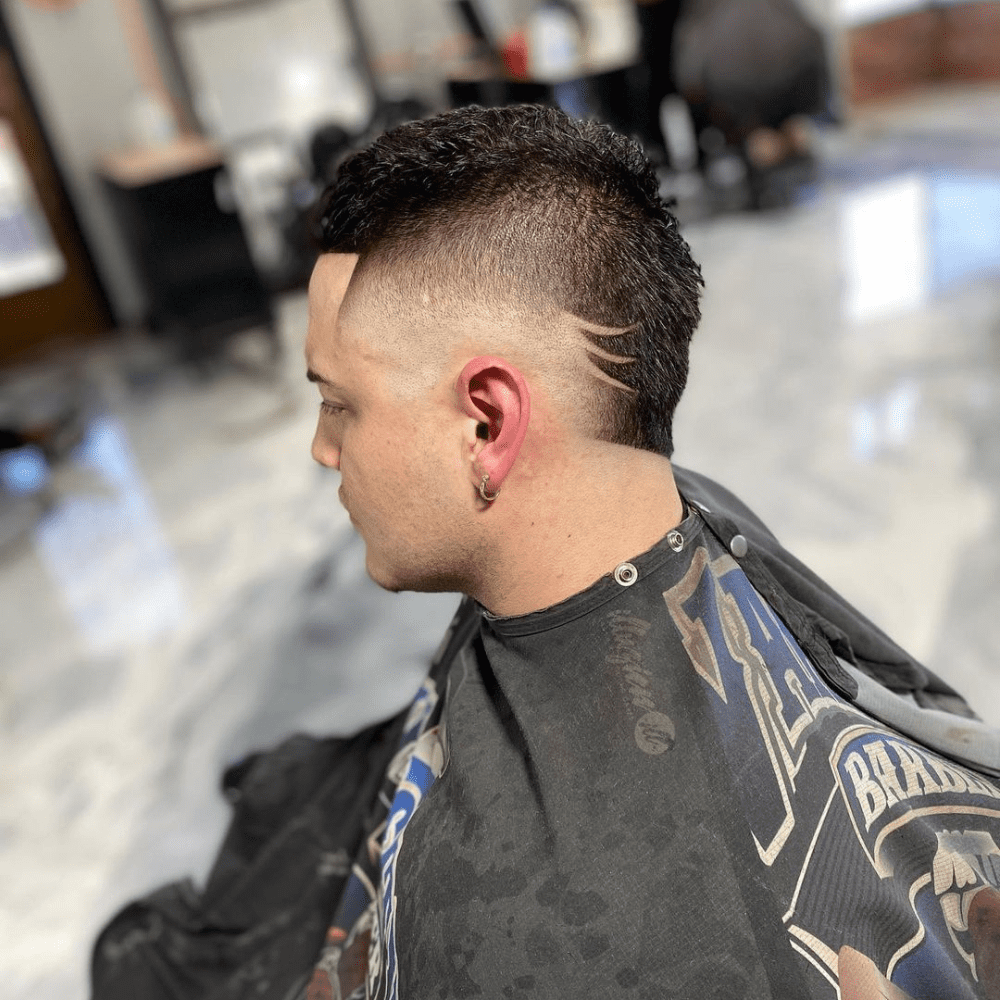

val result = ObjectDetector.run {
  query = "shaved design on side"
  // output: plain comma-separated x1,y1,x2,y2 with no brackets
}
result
339,263,638,418
577,321,639,394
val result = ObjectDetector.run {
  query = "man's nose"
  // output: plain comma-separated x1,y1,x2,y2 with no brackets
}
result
311,430,341,470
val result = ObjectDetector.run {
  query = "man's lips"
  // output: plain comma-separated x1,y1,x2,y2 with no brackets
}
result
338,487,354,522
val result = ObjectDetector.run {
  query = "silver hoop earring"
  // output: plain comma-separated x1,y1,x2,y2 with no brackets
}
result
478,473,500,503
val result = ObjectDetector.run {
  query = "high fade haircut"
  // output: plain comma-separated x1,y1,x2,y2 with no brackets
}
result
315,104,703,457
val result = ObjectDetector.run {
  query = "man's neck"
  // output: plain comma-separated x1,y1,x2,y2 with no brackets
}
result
473,445,684,618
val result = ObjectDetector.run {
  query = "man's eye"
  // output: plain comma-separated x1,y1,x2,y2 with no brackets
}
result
319,401,344,416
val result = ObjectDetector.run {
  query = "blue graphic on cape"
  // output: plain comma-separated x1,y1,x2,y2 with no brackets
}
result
664,545,1000,999
306,678,445,1000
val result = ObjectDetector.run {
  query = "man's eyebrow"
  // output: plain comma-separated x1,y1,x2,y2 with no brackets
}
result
306,368,338,389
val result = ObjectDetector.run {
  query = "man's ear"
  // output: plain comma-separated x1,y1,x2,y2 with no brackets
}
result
456,356,531,492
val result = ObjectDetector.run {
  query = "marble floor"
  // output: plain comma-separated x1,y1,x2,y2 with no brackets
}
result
3,83,1000,1000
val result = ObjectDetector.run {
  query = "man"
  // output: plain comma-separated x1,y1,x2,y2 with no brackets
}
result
298,104,1000,999
93,105,1000,1000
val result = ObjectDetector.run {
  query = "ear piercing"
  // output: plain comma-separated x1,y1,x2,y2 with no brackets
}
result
478,473,500,503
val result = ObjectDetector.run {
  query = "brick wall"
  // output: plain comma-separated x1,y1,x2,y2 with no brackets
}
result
940,1,1000,81
847,1,1000,106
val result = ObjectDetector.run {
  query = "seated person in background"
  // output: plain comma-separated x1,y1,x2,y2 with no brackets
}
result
673,0,829,202
94,105,1000,1000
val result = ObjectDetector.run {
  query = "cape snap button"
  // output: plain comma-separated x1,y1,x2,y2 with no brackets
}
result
667,530,684,552
730,534,749,558
614,562,638,586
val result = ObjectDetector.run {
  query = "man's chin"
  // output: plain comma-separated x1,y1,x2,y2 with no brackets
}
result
363,551,415,594
364,550,458,596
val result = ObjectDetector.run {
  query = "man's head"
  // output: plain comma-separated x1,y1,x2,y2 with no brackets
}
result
305,105,702,602
314,104,703,457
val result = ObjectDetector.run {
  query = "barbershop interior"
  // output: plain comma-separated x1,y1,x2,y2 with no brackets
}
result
2,0,1000,994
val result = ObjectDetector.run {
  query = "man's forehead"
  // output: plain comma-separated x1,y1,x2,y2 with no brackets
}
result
307,251,432,396
305,252,360,362
308,253,359,320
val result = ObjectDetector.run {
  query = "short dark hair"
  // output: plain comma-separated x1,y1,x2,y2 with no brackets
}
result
315,104,703,456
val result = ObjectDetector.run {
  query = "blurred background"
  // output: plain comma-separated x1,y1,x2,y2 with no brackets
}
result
1,0,999,996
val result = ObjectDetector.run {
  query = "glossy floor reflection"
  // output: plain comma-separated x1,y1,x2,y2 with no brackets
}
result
3,84,1000,1000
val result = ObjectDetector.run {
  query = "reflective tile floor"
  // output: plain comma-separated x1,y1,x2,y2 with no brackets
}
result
2,83,1000,999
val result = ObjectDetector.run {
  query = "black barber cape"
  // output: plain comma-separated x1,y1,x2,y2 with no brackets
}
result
93,468,999,1000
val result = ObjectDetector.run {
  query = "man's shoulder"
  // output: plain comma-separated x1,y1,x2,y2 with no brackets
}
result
673,464,976,720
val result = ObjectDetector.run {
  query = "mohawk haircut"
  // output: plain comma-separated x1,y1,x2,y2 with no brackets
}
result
315,104,703,457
